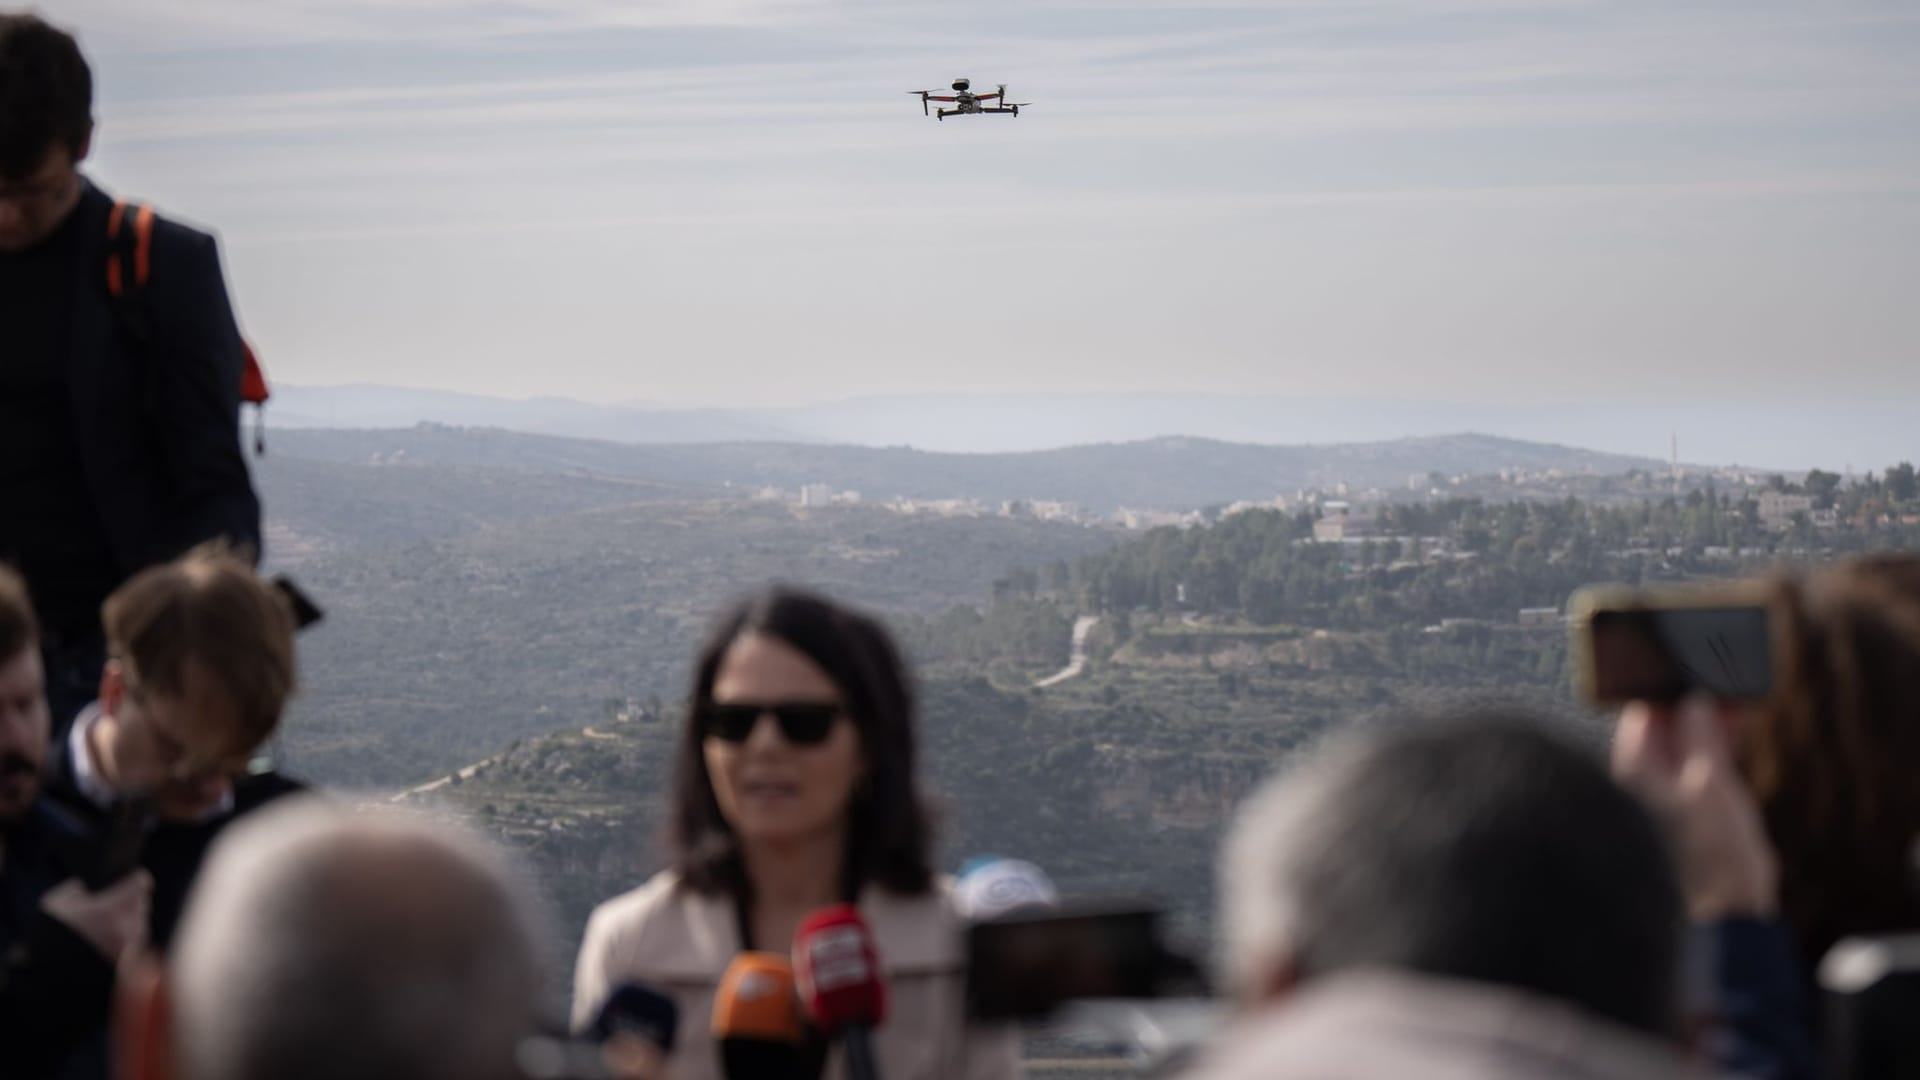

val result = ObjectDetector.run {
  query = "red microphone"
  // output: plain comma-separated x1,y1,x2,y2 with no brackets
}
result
793,904,887,1080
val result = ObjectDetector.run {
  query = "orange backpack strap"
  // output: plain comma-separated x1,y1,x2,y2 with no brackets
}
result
241,342,270,454
106,198,272,454
240,343,269,404
105,199,155,297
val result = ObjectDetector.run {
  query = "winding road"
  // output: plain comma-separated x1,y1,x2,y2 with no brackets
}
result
393,718,626,802
398,616,1103,802
1036,615,1101,688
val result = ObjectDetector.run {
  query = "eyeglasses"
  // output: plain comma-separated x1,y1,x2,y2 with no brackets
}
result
123,683,250,783
700,702,841,746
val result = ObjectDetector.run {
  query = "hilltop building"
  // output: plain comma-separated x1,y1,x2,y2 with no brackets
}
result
1313,501,1379,543
1758,492,1815,530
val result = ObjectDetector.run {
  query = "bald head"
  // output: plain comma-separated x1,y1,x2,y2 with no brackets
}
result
167,800,547,1080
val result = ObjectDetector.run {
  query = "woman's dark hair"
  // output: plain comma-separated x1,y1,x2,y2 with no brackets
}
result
669,587,934,898
0,15,92,179
1743,555,1920,975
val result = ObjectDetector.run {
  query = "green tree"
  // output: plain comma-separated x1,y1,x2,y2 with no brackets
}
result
1806,469,1842,509
1888,462,1918,503
1045,559,1072,594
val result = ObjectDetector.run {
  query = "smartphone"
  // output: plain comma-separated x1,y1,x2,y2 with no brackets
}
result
964,905,1204,1021
82,796,154,890
1572,584,1780,705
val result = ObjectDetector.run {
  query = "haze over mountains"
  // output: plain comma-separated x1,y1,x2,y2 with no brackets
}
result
270,384,1910,471
270,426,1658,516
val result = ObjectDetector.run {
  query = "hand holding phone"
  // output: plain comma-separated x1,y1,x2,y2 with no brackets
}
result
1612,699,1778,921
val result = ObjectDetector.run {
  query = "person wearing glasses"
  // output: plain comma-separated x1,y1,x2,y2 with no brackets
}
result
573,587,1021,1080
45,542,303,952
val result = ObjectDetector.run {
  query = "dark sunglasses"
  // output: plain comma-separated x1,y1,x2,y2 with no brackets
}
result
701,702,842,746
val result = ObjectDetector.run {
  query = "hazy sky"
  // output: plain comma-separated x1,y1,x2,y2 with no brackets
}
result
49,1,1920,410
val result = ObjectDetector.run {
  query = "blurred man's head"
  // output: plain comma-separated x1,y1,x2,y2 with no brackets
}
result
94,545,296,820
0,13,92,253
0,564,50,825
125,799,547,1080
1221,707,1683,1038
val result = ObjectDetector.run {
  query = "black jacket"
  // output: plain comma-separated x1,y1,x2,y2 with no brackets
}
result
66,180,261,574
24,742,308,1080
0,802,118,1080
40,735,308,953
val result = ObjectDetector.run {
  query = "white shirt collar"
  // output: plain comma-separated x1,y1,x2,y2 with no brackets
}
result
67,702,237,820
67,703,119,810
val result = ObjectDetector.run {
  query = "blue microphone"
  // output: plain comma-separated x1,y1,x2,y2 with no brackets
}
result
590,982,679,1053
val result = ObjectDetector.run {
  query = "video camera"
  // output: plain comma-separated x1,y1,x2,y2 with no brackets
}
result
963,903,1208,1022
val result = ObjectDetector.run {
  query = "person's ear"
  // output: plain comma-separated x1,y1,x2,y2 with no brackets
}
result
99,660,125,718
115,952,176,1080
75,124,94,166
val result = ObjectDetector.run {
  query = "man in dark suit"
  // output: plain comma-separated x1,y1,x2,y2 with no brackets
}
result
44,545,304,953
0,564,152,1080
0,13,262,736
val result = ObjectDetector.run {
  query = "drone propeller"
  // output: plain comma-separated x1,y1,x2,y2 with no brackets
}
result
907,89,931,115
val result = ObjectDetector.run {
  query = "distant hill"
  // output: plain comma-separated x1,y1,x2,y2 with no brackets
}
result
270,426,1659,514
270,384,1914,468
270,384,797,444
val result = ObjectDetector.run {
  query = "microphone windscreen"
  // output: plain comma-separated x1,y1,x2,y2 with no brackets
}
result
712,952,807,1043
954,858,1058,920
720,1036,827,1080
793,904,888,1033
591,982,680,1052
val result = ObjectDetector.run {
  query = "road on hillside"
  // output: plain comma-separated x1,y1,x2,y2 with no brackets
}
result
392,719,625,802
1036,615,1101,688
393,758,491,802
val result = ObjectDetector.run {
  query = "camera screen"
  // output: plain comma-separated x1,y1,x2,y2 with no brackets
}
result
965,909,1164,1021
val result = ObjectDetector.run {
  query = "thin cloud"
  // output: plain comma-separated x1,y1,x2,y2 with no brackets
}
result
52,0,1920,408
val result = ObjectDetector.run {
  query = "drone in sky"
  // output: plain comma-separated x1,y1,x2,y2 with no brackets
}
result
908,78,1030,120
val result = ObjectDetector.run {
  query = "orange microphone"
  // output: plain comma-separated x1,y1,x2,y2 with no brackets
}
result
711,952,825,1080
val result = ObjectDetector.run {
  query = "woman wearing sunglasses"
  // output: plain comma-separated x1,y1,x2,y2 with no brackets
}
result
572,587,1020,1080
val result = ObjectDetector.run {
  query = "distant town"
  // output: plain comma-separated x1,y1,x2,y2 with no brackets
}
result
763,458,1913,537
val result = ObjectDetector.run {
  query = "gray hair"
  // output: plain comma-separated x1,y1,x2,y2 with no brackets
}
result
170,799,549,1080
1219,706,1683,1037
